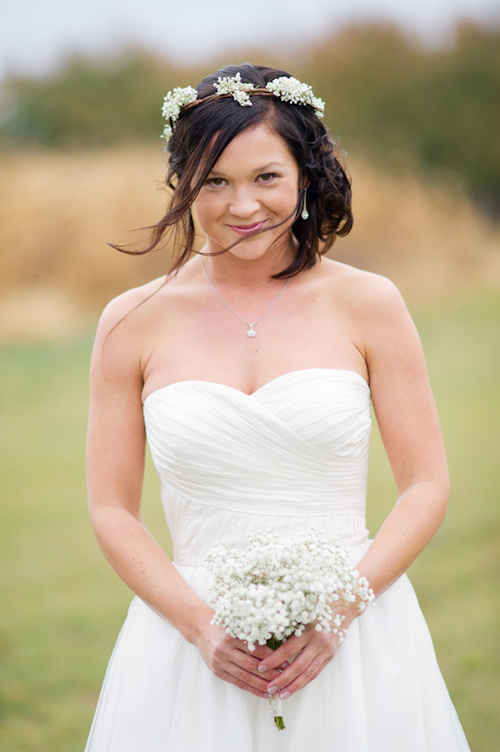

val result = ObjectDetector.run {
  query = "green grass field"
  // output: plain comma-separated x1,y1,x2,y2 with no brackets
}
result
0,290,499,751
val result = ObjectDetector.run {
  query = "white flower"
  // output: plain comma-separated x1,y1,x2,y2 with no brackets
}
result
160,74,326,139
205,529,376,732
161,85,198,139
206,529,374,653
214,72,255,106
266,77,325,118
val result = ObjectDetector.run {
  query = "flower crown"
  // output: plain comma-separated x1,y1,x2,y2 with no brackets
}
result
161,73,325,140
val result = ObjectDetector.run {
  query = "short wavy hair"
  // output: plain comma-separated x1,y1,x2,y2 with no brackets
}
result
120,63,353,279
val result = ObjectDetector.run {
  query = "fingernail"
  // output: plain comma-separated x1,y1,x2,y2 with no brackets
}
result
263,693,272,699
280,691,290,699
268,686,279,695
280,662,289,670
257,664,268,673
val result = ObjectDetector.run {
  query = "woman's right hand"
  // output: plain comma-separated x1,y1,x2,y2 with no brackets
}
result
193,611,282,698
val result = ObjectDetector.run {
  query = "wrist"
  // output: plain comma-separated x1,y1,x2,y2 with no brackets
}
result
180,601,214,646
327,600,363,640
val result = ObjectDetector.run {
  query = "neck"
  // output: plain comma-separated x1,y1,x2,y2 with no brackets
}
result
200,236,296,288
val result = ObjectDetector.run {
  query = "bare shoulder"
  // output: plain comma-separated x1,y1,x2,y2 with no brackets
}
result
91,276,168,390
321,259,406,320
319,260,421,374
95,275,168,340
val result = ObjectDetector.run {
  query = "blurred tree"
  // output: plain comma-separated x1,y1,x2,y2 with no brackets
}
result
0,51,199,147
304,22,500,213
1,22,499,212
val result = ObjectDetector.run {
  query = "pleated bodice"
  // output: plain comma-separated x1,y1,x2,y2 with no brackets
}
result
143,369,372,568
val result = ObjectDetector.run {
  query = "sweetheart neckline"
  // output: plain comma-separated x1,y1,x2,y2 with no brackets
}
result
142,368,370,406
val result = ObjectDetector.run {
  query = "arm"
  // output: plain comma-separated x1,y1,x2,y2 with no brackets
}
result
87,291,279,696
352,277,449,595
259,275,449,696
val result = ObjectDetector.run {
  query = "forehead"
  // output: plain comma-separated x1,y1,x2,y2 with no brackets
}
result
209,123,297,174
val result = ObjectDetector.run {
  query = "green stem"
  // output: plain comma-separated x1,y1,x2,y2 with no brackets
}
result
267,637,286,731
274,715,286,730
267,636,283,650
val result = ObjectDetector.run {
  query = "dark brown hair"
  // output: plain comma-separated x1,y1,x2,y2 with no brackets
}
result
115,63,353,278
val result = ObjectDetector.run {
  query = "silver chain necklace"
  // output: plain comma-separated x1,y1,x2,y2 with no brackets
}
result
201,257,291,338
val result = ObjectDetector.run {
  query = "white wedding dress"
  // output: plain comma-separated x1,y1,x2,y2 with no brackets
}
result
85,369,470,751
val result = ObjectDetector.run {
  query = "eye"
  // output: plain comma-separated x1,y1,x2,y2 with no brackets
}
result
257,172,280,184
205,177,226,188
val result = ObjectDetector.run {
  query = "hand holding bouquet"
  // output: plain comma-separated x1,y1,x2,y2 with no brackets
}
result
206,530,374,729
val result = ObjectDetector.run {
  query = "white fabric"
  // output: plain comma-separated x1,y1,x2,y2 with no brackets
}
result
85,369,470,751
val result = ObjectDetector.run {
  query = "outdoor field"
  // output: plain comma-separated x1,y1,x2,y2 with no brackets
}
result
1,25,499,747
0,288,499,752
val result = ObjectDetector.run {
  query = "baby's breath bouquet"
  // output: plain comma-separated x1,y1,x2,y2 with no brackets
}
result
205,530,374,730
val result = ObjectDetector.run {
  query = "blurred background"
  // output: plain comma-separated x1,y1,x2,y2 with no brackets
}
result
1,1,499,750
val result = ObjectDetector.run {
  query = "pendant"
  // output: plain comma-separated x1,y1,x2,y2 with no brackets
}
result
247,326,256,338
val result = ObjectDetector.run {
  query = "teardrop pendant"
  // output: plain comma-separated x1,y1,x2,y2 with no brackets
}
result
200,257,290,339
301,189,309,220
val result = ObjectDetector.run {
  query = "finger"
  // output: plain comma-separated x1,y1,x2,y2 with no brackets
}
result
280,653,332,697
217,668,272,699
257,635,307,672
226,663,278,695
233,648,281,681
213,645,282,692
265,644,317,693
236,641,276,661
210,638,281,682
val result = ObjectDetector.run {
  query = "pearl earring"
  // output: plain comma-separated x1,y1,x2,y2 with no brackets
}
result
301,189,309,221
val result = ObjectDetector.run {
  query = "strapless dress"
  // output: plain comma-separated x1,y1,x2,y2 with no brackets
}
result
85,369,470,751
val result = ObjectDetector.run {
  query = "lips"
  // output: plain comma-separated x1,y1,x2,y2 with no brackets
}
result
227,220,267,236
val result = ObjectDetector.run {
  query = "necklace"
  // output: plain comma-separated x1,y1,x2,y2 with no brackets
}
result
201,257,291,338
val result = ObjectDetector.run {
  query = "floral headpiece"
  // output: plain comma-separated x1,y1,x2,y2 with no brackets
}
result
161,73,325,140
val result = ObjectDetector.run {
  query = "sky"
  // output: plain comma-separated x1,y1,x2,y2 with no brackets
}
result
1,0,500,82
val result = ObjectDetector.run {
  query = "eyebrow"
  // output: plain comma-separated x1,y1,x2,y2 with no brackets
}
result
207,162,286,176
254,162,286,172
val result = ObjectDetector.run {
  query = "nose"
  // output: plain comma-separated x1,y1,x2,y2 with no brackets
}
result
228,186,260,219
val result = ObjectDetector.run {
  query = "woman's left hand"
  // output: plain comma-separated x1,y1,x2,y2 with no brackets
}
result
257,604,360,699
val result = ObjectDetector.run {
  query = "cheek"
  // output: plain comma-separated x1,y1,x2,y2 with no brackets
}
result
276,184,300,213
193,198,214,229
192,195,221,230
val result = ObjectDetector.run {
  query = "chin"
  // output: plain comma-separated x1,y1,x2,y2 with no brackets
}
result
227,233,290,260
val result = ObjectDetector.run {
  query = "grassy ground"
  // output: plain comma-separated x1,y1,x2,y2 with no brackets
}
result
0,289,498,751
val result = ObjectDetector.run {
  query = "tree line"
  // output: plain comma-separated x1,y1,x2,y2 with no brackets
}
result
1,21,499,213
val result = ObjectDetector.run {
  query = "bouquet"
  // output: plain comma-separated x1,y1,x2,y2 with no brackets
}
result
205,530,374,730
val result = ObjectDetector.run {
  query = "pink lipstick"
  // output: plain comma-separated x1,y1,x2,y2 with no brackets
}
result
227,220,267,236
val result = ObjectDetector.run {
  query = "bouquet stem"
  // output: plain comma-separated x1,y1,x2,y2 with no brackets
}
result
267,637,286,730
268,694,286,730
275,715,285,731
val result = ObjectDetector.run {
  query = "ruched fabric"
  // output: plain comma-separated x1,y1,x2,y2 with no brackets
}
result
85,369,470,751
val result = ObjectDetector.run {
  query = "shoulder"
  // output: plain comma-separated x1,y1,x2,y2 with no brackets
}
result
91,276,168,388
95,275,168,340
318,260,420,368
319,259,408,321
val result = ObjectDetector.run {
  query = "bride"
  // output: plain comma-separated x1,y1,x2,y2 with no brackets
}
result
85,63,470,750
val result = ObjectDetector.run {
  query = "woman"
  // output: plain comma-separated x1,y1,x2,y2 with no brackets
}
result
85,63,470,750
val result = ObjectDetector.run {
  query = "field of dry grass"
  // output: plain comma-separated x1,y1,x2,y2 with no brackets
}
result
0,147,499,340
1,147,499,750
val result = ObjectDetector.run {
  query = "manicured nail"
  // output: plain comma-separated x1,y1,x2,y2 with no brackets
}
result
280,691,290,699
257,664,268,673
268,686,279,695
263,693,272,699
280,662,289,670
